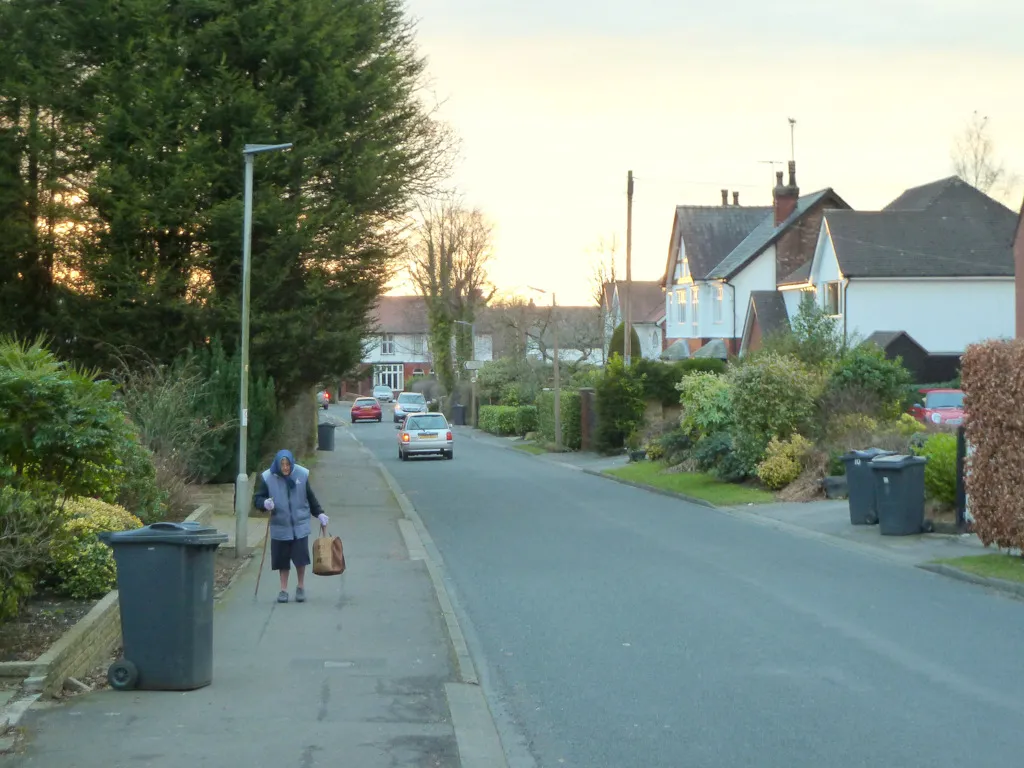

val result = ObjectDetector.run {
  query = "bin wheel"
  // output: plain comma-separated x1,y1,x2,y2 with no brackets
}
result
108,659,139,691
866,514,878,525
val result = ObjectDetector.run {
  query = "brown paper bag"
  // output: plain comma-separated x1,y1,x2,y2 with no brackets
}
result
312,529,346,576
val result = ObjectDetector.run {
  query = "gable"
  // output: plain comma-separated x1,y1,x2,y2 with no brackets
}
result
663,205,769,285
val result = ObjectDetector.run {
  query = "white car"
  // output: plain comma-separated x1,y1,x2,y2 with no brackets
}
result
393,391,427,422
373,385,394,403
316,390,331,410
397,412,454,460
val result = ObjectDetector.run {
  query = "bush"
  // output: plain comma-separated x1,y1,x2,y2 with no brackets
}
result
828,344,912,419
536,390,582,449
595,355,647,454
961,339,1024,551
633,358,726,406
677,372,732,439
657,429,693,466
112,424,169,524
476,358,543,405
47,498,143,599
0,485,61,621
727,353,822,465
756,435,813,490
692,431,753,482
478,406,519,436
913,432,957,507
608,323,641,361
515,406,539,436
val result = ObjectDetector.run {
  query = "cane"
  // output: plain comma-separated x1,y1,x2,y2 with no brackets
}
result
254,515,271,599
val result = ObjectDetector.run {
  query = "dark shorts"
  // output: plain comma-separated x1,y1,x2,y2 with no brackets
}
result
270,536,311,571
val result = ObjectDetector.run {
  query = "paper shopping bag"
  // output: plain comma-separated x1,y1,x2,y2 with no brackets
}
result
312,529,346,576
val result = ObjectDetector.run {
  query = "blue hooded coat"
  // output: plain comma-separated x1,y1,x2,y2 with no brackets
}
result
253,449,325,541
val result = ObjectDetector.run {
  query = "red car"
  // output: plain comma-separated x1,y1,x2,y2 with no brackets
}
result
909,388,964,428
350,396,382,423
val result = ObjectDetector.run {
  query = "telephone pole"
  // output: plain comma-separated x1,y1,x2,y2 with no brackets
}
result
624,170,634,366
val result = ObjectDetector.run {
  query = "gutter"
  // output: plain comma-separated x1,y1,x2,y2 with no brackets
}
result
842,277,850,346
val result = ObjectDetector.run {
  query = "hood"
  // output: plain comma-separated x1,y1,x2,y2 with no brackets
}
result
271,449,297,486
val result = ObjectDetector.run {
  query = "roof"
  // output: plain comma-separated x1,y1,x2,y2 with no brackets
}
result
707,189,848,280
370,295,429,332
779,262,811,286
824,206,1017,278
614,281,664,323
863,330,926,353
664,205,770,284
749,291,791,337
660,339,691,360
693,339,729,359
883,176,992,214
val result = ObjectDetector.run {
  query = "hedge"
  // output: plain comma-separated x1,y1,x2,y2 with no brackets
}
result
478,405,537,437
961,340,1024,551
634,358,727,406
536,390,582,450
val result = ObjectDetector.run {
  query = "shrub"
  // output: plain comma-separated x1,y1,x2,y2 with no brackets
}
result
477,357,543,405
913,432,957,507
112,424,169,524
0,485,61,621
608,323,642,361
677,372,732,439
536,391,582,449
727,353,822,466
692,432,753,482
961,339,1024,551
478,406,519,436
515,406,539,436
894,413,926,437
760,292,844,369
756,435,813,490
634,358,726,406
657,429,693,466
645,441,665,461
828,344,912,420
595,355,647,454
47,498,143,599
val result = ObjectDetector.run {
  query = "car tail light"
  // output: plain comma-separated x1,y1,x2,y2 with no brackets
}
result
446,431,453,441
401,433,410,443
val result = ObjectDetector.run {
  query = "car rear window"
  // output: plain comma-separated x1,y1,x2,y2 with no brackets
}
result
407,414,447,430
355,398,377,406
398,393,426,403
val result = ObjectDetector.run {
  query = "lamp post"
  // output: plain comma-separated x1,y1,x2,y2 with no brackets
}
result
453,319,477,426
234,142,293,559
528,287,560,451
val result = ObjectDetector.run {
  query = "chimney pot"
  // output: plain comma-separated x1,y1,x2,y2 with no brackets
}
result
721,189,728,206
787,160,797,188
732,191,740,206
775,170,784,187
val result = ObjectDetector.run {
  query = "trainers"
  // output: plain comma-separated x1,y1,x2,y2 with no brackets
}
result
295,587,306,603
277,590,289,603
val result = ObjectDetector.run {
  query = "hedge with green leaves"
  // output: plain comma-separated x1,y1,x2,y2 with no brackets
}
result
536,390,582,450
479,405,538,437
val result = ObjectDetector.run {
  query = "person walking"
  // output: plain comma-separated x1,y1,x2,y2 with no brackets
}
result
253,449,329,603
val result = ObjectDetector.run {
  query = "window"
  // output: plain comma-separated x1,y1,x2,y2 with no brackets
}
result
713,284,723,323
823,281,842,316
407,413,448,431
381,333,395,355
412,368,424,376
412,334,424,354
677,290,687,324
691,285,699,327
374,364,403,391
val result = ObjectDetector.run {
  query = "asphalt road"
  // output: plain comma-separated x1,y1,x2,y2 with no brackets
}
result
344,406,1024,768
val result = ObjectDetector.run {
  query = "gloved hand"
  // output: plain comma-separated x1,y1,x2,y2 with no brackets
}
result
318,513,329,528
263,498,275,512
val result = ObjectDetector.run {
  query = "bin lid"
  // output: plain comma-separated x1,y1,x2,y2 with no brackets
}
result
869,454,927,469
99,521,229,547
842,448,897,461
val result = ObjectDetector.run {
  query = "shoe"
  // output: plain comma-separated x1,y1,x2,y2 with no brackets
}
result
295,587,306,603
277,590,289,603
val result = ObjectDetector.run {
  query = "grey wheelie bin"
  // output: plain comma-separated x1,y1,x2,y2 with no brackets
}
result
870,454,928,536
840,448,896,525
100,521,228,691
318,421,336,451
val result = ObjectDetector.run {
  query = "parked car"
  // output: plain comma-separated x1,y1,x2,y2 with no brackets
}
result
909,388,964,428
396,412,454,460
316,390,331,410
350,396,382,423
393,391,428,423
373,385,395,403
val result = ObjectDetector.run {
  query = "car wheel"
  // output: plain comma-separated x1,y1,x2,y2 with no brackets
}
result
377,417,382,422
444,450,453,460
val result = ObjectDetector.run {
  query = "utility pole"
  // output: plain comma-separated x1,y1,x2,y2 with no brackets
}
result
624,170,634,366
788,117,796,164
552,292,561,452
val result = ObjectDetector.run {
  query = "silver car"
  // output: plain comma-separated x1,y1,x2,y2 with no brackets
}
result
397,412,454,460
393,391,427,422
373,385,394,403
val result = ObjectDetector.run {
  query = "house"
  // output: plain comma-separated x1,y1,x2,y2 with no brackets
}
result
515,303,605,367
343,295,493,396
764,176,1018,358
1015,196,1024,338
665,163,850,358
600,280,666,361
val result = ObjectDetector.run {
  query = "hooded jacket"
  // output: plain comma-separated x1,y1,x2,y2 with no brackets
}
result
252,449,325,541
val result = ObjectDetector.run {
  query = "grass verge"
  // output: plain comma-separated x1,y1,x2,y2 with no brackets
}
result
605,462,776,506
513,443,547,455
934,553,1024,584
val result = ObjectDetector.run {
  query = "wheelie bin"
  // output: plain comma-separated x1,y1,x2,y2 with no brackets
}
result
840,448,896,525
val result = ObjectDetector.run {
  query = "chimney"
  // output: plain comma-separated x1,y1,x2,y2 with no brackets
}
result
773,163,800,225
721,189,729,206
732,191,740,206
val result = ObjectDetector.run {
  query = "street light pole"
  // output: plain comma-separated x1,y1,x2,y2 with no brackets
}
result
454,319,477,426
234,142,293,559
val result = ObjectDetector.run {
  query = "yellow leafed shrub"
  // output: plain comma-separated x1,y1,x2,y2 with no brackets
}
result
48,498,143,599
756,434,813,490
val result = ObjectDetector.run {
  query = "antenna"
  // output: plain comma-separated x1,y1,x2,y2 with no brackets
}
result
757,159,785,185
788,117,796,164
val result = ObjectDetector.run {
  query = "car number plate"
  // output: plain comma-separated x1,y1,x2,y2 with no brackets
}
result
419,432,437,439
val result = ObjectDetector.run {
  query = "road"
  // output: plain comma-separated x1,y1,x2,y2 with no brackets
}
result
343,406,1024,768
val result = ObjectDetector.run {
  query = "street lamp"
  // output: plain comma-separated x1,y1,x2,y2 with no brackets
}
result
235,142,293,559
453,319,477,427
528,286,561,452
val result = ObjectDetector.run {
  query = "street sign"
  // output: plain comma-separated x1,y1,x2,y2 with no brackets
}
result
464,360,485,370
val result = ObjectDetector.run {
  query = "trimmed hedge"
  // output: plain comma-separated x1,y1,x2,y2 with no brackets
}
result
536,390,582,450
479,405,537,437
634,358,727,406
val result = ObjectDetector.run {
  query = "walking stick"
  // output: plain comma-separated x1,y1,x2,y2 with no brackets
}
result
254,515,271,598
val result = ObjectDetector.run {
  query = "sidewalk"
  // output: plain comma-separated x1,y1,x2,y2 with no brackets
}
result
2,433,478,767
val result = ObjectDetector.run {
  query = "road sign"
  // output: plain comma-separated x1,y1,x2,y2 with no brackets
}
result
464,360,485,370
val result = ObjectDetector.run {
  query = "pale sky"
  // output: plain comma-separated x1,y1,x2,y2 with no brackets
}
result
395,0,1024,306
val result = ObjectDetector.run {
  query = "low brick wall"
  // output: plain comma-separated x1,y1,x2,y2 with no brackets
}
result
0,502,214,697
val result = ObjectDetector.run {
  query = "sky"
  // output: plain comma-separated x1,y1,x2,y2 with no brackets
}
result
394,0,1024,306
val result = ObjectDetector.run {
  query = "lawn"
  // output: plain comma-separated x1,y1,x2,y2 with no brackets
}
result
513,442,547,455
605,462,776,506
935,553,1024,584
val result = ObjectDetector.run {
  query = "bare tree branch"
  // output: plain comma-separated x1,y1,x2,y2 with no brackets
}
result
951,111,1020,200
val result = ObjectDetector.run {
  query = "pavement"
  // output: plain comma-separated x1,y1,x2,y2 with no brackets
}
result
353,412,1024,768
1,427,505,767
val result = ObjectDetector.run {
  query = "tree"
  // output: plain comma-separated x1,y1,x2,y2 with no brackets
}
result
588,235,620,364
950,111,1020,200
407,194,495,393
493,300,602,374
761,291,845,369
608,323,641,361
